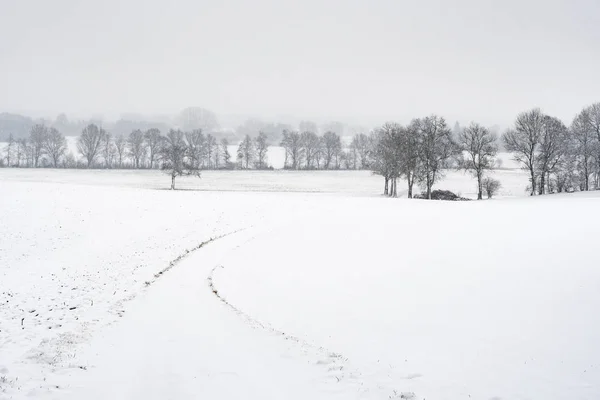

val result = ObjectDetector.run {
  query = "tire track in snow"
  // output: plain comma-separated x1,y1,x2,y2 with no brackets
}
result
207,259,409,399
5,228,249,399
143,228,247,288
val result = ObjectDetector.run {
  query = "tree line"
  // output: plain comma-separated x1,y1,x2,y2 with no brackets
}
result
2,102,599,197
1,124,236,170
366,102,600,199
279,130,370,170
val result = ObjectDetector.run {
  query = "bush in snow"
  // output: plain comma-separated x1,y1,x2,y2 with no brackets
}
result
414,189,470,201
483,177,501,199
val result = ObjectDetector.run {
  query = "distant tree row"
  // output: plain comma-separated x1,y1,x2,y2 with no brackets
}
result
279,130,371,170
1,124,237,171
2,126,69,168
236,132,271,169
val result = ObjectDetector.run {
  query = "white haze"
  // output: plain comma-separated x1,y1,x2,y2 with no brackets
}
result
1,0,599,126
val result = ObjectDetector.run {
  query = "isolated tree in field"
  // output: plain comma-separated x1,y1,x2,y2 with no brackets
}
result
322,131,341,169
254,131,269,169
220,138,231,168
570,109,596,191
29,124,48,167
457,123,498,200
4,134,15,166
417,115,457,199
237,134,255,169
160,129,200,190
281,130,303,169
43,127,67,167
114,134,126,167
300,131,320,169
144,128,162,169
77,124,105,168
537,116,568,194
503,109,544,195
101,133,116,168
128,129,145,168
482,177,501,199
206,134,218,169
185,129,206,169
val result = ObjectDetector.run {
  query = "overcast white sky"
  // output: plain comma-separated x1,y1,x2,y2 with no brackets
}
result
1,0,599,126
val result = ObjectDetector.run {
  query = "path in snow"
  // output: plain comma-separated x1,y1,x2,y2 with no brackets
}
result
53,228,397,400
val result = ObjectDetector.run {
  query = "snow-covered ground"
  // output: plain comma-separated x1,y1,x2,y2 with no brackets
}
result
0,166,528,199
1,168,598,399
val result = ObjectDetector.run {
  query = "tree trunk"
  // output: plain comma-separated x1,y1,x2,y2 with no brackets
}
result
384,177,389,195
530,168,536,196
477,171,482,200
539,171,545,195
392,178,397,197
171,174,175,190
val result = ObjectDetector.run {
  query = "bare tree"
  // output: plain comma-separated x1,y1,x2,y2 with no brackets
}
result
457,123,498,200
300,131,320,169
571,108,596,191
237,134,255,169
114,135,126,168
128,129,145,168
417,115,457,199
280,130,303,169
254,131,269,169
350,133,371,169
160,129,200,189
220,138,231,168
101,133,116,168
4,134,15,167
537,115,568,194
77,124,105,168
29,124,48,167
19,139,33,167
503,109,544,195
144,128,162,169
372,123,403,196
314,136,324,169
43,127,67,167
322,131,341,169
15,139,26,167
206,134,218,169
583,103,600,187
482,177,501,199
185,129,206,169
400,120,422,198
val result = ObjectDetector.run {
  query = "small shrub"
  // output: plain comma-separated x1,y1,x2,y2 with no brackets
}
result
414,189,470,201
483,177,501,199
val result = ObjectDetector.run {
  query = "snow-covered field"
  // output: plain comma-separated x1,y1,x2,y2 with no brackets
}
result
1,167,599,399
0,166,527,199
